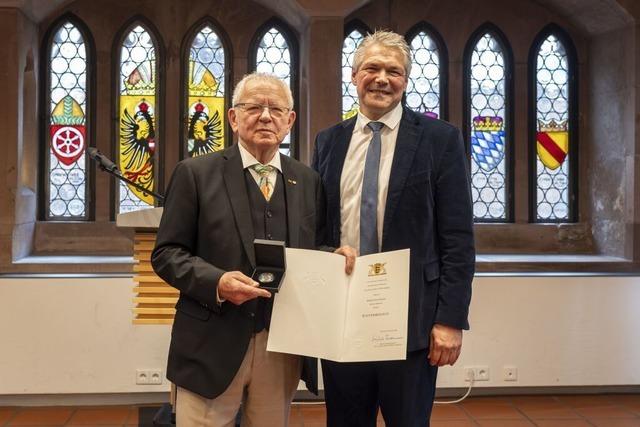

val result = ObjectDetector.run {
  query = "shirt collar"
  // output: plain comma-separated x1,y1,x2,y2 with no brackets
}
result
238,141,282,172
355,102,403,133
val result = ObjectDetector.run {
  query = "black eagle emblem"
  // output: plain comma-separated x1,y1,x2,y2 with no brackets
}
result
188,102,223,157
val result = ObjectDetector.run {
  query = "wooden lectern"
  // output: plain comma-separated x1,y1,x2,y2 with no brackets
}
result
117,207,177,324
117,207,177,426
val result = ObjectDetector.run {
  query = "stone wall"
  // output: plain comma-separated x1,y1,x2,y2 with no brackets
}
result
0,9,38,267
588,25,638,258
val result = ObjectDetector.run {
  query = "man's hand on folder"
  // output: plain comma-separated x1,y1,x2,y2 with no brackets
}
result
334,245,357,275
218,271,272,305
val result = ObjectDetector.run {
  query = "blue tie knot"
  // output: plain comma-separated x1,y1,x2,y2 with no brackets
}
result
367,121,384,133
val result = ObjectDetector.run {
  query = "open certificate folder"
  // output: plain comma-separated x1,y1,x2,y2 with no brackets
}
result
267,248,410,362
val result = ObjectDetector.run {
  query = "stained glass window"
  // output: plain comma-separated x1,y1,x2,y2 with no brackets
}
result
46,21,89,219
117,25,158,214
407,31,441,118
468,33,509,221
342,29,364,120
535,34,571,221
185,25,225,158
255,27,293,156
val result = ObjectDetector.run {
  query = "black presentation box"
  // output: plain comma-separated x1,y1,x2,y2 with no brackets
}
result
251,239,286,293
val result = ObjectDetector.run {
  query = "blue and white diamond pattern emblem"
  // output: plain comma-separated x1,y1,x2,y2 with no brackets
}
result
471,130,505,172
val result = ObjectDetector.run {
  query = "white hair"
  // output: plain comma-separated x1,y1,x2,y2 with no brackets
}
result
231,72,294,109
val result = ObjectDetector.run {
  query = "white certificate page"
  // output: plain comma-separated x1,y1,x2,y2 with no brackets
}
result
267,248,410,362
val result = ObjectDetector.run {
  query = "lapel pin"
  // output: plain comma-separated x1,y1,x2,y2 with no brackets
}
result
287,179,297,185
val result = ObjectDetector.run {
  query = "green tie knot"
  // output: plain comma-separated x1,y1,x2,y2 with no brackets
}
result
251,164,275,177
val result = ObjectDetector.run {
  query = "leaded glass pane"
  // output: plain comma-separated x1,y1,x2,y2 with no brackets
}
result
342,29,364,120
255,27,292,156
118,25,157,214
469,33,508,221
48,22,88,218
535,35,570,221
407,31,440,118
186,25,225,157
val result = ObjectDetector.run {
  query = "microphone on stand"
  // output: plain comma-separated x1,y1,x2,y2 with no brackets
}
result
87,146,165,203
87,147,119,173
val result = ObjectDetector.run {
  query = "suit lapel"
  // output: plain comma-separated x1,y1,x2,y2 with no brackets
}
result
382,109,420,248
223,144,256,267
326,118,356,243
281,155,300,248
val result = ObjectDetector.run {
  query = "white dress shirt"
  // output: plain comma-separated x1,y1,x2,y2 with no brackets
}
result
340,102,402,252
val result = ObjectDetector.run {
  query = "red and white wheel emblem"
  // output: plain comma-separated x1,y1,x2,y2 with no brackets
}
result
52,126,85,165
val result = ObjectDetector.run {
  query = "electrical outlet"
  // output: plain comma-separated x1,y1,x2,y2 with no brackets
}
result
503,366,518,382
464,366,490,381
136,369,163,385
149,369,163,385
464,367,473,381
136,369,150,385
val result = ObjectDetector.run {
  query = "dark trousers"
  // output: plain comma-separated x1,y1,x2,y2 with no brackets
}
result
322,348,438,427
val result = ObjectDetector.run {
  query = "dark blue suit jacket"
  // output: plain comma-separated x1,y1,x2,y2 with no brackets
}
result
312,107,475,352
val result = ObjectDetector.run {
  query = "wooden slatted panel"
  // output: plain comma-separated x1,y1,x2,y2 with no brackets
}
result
133,307,177,314
133,232,177,325
133,286,178,294
134,318,174,325
134,241,156,251
133,263,155,273
133,297,179,304
133,275,166,283
136,233,156,241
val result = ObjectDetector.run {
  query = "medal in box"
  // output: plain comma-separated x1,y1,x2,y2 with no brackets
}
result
251,239,286,293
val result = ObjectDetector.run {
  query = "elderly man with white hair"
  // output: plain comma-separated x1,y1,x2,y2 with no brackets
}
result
152,73,353,427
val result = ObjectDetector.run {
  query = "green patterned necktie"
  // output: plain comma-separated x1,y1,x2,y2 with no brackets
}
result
251,164,275,201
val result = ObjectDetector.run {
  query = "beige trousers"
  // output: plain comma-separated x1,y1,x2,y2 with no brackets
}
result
176,330,302,427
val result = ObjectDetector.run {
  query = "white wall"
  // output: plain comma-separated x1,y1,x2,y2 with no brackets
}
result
1,275,639,397
0,277,170,394
442,275,640,387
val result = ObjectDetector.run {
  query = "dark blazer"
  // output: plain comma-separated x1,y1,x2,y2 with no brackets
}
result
312,107,475,352
151,143,323,399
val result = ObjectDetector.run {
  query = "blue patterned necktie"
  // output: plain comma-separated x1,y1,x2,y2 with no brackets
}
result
360,121,384,255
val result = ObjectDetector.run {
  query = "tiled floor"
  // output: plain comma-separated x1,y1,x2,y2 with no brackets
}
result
0,394,639,426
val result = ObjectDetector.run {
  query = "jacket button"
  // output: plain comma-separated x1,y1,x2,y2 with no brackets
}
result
266,233,272,240
266,210,273,218
249,313,255,318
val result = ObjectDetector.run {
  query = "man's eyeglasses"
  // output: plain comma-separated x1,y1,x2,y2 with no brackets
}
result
234,103,291,119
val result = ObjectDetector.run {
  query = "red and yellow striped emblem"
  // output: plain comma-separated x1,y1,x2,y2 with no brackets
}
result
536,120,568,170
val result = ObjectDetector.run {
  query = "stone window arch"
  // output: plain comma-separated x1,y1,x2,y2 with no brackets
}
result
341,20,370,120
249,18,298,158
40,14,95,221
529,23,579,223
112,17,164,215
405,22,448,120
180,17,232,159
463,23,514,223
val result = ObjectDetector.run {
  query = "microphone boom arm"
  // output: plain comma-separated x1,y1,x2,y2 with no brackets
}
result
88,148,165,203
